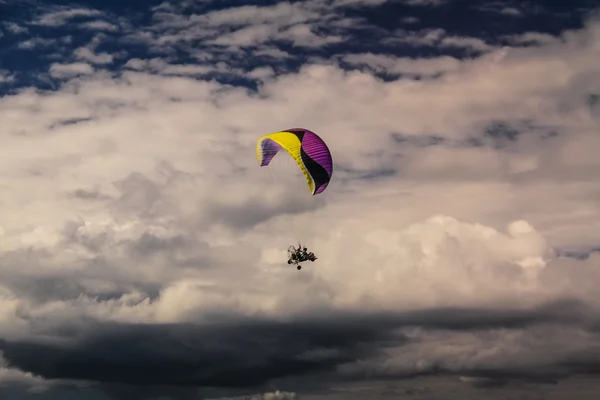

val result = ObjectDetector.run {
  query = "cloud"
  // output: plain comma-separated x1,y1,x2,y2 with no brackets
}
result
403,0,451,6
0,0,600,398
330,0,390,7
500,7,522,16
383,28,495,53
49,62,95,78
3,22,28,35
2,299,600,395
73,46,114,65
440,35,494,52
341,53,462,77
16,37,56,50
401,16,420,24
0,354,53,392
0,70,14,83
79,20,120,32
0,315,382,387
32,7,105,27
205,391,297,400
506,32,561,46
143,1,351,51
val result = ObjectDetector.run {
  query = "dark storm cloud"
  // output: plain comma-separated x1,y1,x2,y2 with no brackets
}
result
388,299,599,330
1,300,600,390
0,315,392,388
97,384,208,400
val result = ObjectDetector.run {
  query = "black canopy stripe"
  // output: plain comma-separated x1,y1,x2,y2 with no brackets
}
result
287,130,331,194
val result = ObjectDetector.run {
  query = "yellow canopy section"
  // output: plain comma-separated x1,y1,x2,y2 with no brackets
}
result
256,131,315,194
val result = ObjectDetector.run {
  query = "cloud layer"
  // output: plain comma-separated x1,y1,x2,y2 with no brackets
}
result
0,0,600,399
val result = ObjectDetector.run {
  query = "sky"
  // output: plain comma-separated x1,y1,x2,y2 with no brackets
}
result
0,0,600,399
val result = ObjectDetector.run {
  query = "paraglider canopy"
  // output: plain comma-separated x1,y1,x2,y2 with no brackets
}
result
256,128,333,195
257,128,331,270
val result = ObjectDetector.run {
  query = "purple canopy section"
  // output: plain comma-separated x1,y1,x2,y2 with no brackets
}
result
259,139,281,167
288,128,333,195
